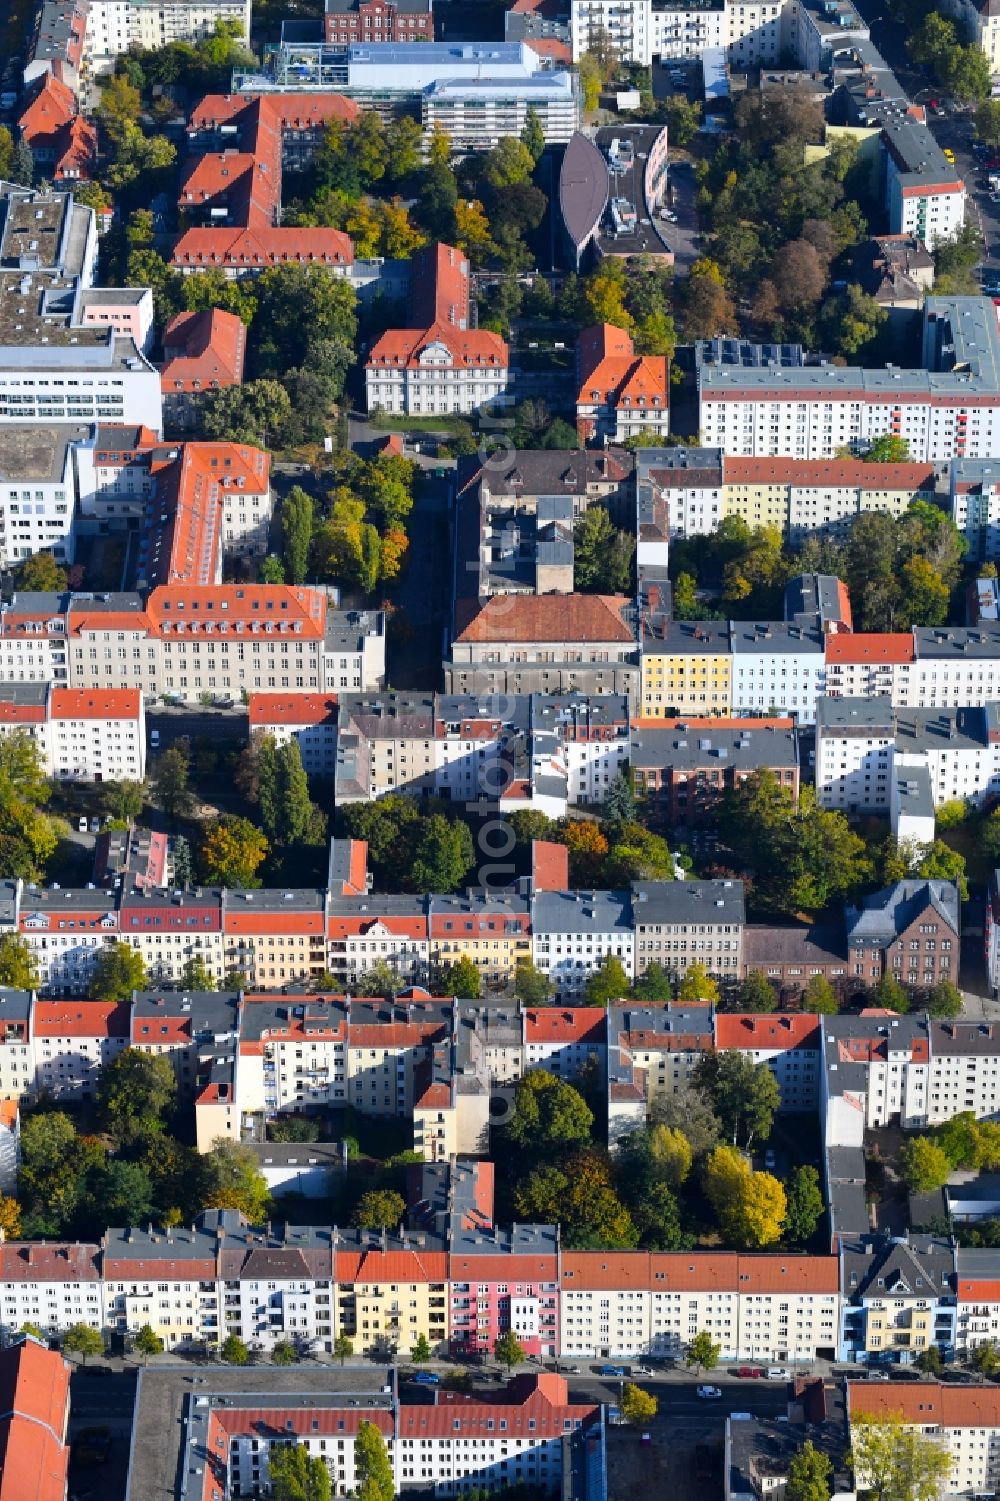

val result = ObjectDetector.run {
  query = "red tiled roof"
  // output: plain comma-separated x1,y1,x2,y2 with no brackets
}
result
161,308,247,393
736,1255,839,1292
367,323,508,371
524,1008,606,1044
145,584,326,637
0,698,46,724
724,457,938,489
248,694,338,728
524,37,571,61
561,1252,651,1290
50,688,142,720
0,1339,70,1501
455,593,633,644
172,226,353,271
32,1000,130,1038
849,1381,1000,1426
532,839,569,894
54,115,96,180
335,1248,449,1282
410,242,470,329
188,92,358,133
18,74,75,144
0,1245,100,1282
826,632,915,664
715,1014,821,1051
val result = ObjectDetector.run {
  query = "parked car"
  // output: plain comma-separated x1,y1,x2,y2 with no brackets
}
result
634,1365,654,1377
867,1370,890,1381
78,816,88,833
696,1385,722,1399
767,1367,792,1381
90,817,101,833
411,1371,440,1385
599,1365,626,1378
150,729,160,748
737,1366,764,1379
763,1149,776,1170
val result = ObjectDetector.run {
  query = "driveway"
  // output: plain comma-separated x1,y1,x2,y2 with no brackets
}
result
663,159,702,274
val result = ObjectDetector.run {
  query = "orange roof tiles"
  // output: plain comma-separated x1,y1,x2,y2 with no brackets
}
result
561,1251,652,1290
455,593,633,644
327,915,427,941
146,584,326,637
576,325,669,414
524,1008,606,1044
724,457,938,489
411,242,470,329
524,37,572,61
531,839,569,893
32,1000,130,1038
172,225,353,271
367,323,508,371
715,1014,821,1051
0,697,46,724
49,688,142,720
0,1339,69,1501
959,1277,1000,1301
54,115,96,180
248,694,338,727
18,74,75,145
188,92,358,133
736,1255,839,1293
336,1248,449,1282
826,632,915,664
849,1381,1000,1426
161,309,247,394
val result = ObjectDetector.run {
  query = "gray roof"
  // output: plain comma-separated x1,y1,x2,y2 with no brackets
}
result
0,883,19,930
132,990,239,1040
611,1002,715,1042
530,693,630,734
532,888,633,934
958,1247,1000,1281
932,1019,1000,1056
325,608,384,652
894,762,934,821
641,620,731,656
845,880,960,949
841,1234,956,1301
631,878,744,927
0,424,88,482
558,130,609,251
914,625,1000,657
784,574,849,626
815,695,895,730
730,620,824,655
594,124,672,258
0,988,31,1029
630,721,798,773
456,447,633,502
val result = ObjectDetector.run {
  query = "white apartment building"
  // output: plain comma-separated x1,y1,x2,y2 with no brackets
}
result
948,459,1000,561
0,684,146,784
31,997,129,1100
730,622,826,722
815,695,899,813
849,1382,1000,1498
570,0,793,65
82,0,251,79
714,1014,822,1113
0,1244,104,1344
0,425,81,567
531,890,635,996
365,333,511,417
248,694,340,777
700,299,999,462
0,988,33,1106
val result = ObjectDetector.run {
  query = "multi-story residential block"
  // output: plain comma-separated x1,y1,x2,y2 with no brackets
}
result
824,633,916,704
23,0,86,91
31,997,129,1100
700,298,996,462
83,0,251,79
714,1014,821,1113
327,898,429,988
0,987,34,1105
607,1003,715,1141
324,609,387,694
821,1014,932,1145
224,891,330,991
956,1247,1000,1358
640,621,732,719
366,244,510,417
0,684,146,782
630,717,799,825
845,880,960,992
632,878,744,984
532,889,634,996
0,1242,103,1343
839,1234,957,1365
428,893,532,990
575,325,670,445
131,988,239,1101
730,621,826,722
248,694,339,777
0,424,84,567
448,594,639,703
523,1005,607,1081
849,1380,1000,1496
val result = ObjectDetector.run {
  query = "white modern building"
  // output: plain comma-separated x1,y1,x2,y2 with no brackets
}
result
421,72,580,147
0,682,146,782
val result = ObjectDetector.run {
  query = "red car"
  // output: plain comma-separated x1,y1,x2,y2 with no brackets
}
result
737,1366,765,1379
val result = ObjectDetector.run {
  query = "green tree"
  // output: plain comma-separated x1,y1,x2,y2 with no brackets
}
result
221,1333,250,1365
63,1324,104,1364
696,1053,780,1149
203,380,293,448
201,1138,270,1221
356,1419,395,1501
584,955,631,1006
915,1344,944,1376
506,1070,593,1157
104,779,145,824
18,1323,44,1341
152,743,193,821
85,1159,154,1226
899,1135,952,1192
410,1333,433,1363
944,44,992,104
973,1340,1000,1375
926,979,962,1018
865,434,911,462
133,1324,164,1364
260,555,285,583
98,1047,176,1146
494,1329,525,1370
574,506,634,592
280,486,315,585
0,126,13,181
686,1330,721,1373
704,1144,787,1249
649,1087,722,1160
0,932,38,990
849,1411,952,1501
18,1112,101,1234
803,974,839,1015
272,1339,298,1366
334,1333,354,1365
521,105,546,162
620,1381,658,1424
603,769,637,830
200,815,269,888
872,973,909,1014
352,1189,406,1229
677,962,721,1005
633,962,673,1001
410,815,474,893
785,1440,832,1501
734,971,777,1013
180,954,216,991
578,52,604,112
977,98,1000,150
437,956,482,999
92,942,146,1001
17,551,68,592
354,960,401,998
783,1165,824,1246
513,960,552,1005
269,1442,332,1501
11,138,33,187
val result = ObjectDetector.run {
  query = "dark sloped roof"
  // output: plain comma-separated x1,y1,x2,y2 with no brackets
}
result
558,131,608,250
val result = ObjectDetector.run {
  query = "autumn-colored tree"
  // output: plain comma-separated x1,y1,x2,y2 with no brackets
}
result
703,1145,786,1249
557,820,609,885
620,1382,658,1424
677,962,720,1005
200,816,268,888
648,1125,693,1186
0,1196,21,1239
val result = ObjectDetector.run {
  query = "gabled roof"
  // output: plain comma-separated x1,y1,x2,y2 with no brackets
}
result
172,225,353,271
161,308,247,393
455,593,633,644
0,1338,69,1501
18,74,75,143
715,1014,820,1052
846,880,960,948
366,323,508,370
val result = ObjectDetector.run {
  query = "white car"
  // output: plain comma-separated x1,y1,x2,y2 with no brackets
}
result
767,1367,791,1381
635,1365,655,1377
696,1385,722,1399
